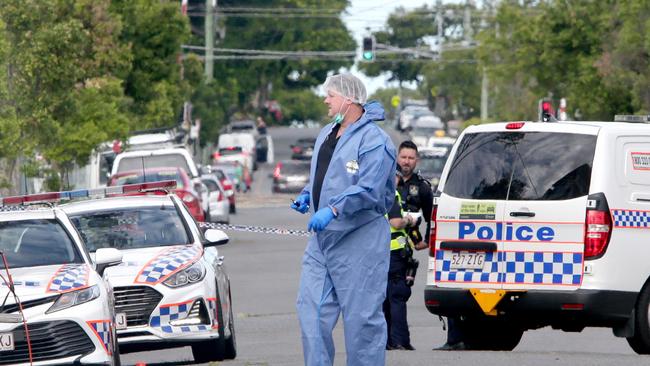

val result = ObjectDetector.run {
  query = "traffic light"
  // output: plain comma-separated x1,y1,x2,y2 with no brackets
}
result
362,36,375,61
538,98,555,122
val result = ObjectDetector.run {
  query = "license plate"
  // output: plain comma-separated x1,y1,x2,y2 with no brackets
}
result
115,313,128,330
450,251,486,270
0,333,14,351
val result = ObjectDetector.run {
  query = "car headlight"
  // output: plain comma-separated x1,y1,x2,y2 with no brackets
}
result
46,285,100,314
163,261,206,288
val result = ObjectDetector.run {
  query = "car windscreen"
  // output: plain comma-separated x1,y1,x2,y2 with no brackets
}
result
202,179,220,192
111,171,184,188
418,156,447,175
117,155,192,177
0,219,83,268
443,131,596,200
69,206,191,251
281,163,310,175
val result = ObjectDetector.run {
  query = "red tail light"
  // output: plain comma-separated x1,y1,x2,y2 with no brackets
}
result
506,122,525,129
292,146,302,154
429,204,438,257
222,181,233,191
584,210,612,259
273,163,282,179
212,151,220,160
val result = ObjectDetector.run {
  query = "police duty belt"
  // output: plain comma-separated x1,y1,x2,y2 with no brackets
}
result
199,222,312,237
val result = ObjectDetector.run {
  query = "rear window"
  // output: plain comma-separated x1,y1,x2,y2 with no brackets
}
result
111,171,184,188
281,163,310,174
444,131,596,200
117,154,192,177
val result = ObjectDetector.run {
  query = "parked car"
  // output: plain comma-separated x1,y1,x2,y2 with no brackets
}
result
108,167,206,222
62,192,236,362
272,160,310,193
217,133,257,171
291,138,317,160
201,174,230,224
213,168,236,213
213,161,251,193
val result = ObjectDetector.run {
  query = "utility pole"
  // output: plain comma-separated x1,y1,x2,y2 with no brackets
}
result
436,0,443,49
204,0,215,81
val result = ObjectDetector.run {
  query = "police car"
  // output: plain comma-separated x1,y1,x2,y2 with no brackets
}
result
0,196,123,365
425,116,650,353
59,181,236,363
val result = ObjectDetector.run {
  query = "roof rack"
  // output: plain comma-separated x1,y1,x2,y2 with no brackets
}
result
614,115,650,123
0,180,177,206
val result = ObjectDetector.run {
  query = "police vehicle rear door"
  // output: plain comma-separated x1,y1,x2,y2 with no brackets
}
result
435,122,599,291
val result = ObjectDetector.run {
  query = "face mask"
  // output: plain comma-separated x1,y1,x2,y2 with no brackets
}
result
332,101,351,124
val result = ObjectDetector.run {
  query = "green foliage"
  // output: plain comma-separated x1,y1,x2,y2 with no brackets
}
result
271,88,327,125
369,87,424,121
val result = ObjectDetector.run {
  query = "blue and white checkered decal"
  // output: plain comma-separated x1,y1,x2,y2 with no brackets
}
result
135,245,202,284
88,320,113,355
436,250,583,285
612,209,650,228
150,300,211,333
46,264,89,293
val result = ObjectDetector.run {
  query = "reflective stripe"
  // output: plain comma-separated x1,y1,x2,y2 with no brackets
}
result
388,191,408,251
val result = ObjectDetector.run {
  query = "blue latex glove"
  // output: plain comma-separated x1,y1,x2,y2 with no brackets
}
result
291,193,310,214
308,207,335,232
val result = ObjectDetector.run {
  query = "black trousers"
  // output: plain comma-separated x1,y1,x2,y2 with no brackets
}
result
383,250,412,347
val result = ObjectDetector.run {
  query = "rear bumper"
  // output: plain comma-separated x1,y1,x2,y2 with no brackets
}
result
425,286,637,328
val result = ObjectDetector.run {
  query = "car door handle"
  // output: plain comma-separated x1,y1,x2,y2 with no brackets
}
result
440,241,497,252
510,211,535,217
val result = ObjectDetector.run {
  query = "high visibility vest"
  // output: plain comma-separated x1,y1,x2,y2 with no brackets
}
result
388,191,408,251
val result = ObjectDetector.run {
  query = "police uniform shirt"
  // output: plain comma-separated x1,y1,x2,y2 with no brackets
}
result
397,173,433,242
312,123,341,211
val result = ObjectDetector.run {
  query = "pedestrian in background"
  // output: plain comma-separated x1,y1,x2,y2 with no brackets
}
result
256,116,267,135
291,73,396,366
384,164,418,351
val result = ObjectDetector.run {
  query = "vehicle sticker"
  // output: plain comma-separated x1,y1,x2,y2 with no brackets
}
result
134,245,202,284
631,152,650,170
611,209,650,228
150,299,211,333
459,202,496,220
87,320,113,355
345,160,359,174
46,264,90,293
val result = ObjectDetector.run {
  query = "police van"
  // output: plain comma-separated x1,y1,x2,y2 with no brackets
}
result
425,116,650,353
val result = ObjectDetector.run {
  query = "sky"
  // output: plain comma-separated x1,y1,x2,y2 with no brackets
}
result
343,0,436,95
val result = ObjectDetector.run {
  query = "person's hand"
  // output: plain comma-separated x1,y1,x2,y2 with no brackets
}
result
404,214,415,227
291,193,310,214
414,241,428,251
308,207,335,232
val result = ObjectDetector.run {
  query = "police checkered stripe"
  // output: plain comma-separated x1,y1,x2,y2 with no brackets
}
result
150,300,211,334
435,250,583,285
46,264,89,293
135,245,202,284
206,297,218,328
612,209,650,228
199,222,312,237
87,320,113,355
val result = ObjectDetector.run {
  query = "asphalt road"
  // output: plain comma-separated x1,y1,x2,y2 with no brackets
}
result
122,126,649,365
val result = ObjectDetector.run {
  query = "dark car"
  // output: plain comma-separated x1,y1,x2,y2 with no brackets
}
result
291,138,317,160
272,160,310,193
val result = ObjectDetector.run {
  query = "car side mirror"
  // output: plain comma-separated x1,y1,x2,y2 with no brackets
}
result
204,228,229,246
95,248,123,276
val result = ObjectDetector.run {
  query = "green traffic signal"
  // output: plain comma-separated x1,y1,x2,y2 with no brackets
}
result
362,51,374,61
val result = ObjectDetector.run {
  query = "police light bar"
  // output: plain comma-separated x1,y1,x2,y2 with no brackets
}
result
0,180,177,206
614,115,650,123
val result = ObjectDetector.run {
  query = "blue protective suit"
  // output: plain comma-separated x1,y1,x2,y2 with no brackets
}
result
297,101,396,366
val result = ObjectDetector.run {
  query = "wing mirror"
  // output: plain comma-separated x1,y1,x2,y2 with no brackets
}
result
95,248,123,276
204,228,229,246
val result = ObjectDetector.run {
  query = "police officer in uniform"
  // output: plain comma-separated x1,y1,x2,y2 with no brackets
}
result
384,164,417,350
396,140,466,350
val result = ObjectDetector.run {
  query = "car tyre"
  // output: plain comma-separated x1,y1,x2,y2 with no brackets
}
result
462,317,523,351
191,285,227,363
223,287,237,359
626,282,650,354
230,203,236,214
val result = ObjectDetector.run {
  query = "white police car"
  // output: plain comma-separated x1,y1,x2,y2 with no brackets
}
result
59,181,236,363
425,117,650,353
0,197,122,365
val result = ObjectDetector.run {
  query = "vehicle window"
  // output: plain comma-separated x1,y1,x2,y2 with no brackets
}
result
0,219,83,268
281,163,310,174
418,156,447,175
111,171,184,188
444,132,596,200
118,155,192,177
69,206,191,251
202,179,219,192
219,148,243,156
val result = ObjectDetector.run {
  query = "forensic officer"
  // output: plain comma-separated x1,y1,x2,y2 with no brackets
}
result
291,73,396,366
384,164,418,351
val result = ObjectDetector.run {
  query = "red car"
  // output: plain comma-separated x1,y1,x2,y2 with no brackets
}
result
108,167,206,221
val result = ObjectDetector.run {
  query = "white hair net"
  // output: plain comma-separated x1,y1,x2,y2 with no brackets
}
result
323,73,367,105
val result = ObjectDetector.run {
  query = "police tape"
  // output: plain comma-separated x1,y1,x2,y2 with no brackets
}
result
198,222,312,237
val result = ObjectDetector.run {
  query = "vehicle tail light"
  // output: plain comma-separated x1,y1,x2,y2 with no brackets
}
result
176,190,197,203
273,163,282,179
584,209,612,259
429,203,438,257
212,152,220,160
292,146,302,154
506,122,525,129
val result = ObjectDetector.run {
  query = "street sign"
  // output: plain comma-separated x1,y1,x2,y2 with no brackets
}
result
391,95,401,108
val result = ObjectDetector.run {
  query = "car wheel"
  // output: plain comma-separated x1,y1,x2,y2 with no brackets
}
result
230,203,236,214
462,317,523,351
191,286,226,363
223,287,237,359
627,282,650,354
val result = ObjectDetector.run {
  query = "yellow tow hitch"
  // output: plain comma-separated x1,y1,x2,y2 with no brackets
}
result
470,289,507,316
